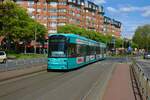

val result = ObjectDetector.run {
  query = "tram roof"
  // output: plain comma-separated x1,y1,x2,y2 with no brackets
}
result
49,33,87,40
48,33,106,45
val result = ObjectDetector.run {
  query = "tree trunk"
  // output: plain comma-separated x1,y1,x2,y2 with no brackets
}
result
24,44,27,54
5,33,12,51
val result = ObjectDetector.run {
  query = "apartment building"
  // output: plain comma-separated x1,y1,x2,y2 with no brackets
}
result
15,0,121,37
103,16,121,37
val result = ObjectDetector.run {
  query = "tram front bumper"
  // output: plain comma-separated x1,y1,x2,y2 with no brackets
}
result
47,58,68,70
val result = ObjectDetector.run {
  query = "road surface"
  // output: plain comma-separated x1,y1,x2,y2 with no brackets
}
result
0,60,116,100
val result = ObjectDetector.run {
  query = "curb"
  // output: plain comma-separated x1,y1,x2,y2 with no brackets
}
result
0,65,47,82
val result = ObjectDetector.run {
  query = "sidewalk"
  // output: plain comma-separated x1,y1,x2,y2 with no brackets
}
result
0,65,46,82
103,63,136,100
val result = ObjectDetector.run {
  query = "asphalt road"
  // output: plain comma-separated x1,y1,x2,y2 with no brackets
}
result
0,60,116,100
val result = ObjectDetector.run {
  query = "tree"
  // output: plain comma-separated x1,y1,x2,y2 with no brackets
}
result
35,22,48,53
0,0,18,49
132,24,150,50
0,0,31,50
0,0,47,53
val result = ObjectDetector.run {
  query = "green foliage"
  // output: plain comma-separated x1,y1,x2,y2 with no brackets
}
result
132,24,150,50
58,24,123,48
131,42,138,48
0,0,47,51
115,38,123,48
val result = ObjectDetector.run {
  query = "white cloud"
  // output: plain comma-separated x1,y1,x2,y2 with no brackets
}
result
142,6,150,17
107,6,150,18
93,0,106,4
142,10,150,17
119,6,139,12
107,7,118,13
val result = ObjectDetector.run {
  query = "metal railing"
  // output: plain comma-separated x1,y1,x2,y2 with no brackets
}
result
0,58,47,72
132,60,150,100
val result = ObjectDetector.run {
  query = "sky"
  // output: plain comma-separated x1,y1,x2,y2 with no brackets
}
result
91,0,150,39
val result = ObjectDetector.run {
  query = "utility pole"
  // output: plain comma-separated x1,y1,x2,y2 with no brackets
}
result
34,0,37,54
111,35,115,55
34,24,37,54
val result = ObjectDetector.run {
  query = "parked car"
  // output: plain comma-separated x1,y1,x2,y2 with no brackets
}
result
0,51,7,63
144,52,150,59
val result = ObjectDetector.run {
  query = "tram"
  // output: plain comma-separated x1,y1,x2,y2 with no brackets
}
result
47,33,106,70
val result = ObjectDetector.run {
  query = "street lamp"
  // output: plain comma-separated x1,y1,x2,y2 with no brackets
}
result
111,35,115,55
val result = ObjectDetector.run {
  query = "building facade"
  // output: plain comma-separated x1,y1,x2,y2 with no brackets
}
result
15,0,121,37
103,16,121,37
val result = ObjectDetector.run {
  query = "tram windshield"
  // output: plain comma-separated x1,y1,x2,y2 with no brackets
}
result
48,36,67,58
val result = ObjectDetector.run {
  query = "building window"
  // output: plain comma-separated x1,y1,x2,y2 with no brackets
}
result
28,1,34,8
27,8,35,14
43,1,47,4
43,8,46,11
48,2,57,6
49,16,57,19
44,24,47,27
31,16,35,19
73,0,76,3
58,9,66,13
77,0,81,5
58,2,66,5
48,30,57,33
77,7,81,11
37,2,40,5
92,12,95,16
43,16,47,20
77,14,80,17
68,0,76,3
49,22,57,27
16,0,22,4
85,1,88,7
69,11,75,16
38,9,41,12
69,5,75,8
49,8,57,13
58,23,66,26
37,15,41,19
58,16,66,19
68,0,72,2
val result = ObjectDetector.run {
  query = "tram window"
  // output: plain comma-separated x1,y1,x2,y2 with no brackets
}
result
89,46,96,55
77,44,82,57
96,47,100,54
48,38,67,57
104,48,107,53
68,44,87,57
100,47,102,54
80,45,87,56
76,44,86,57
101,48,104,54
68,44,77,57
87,45,90,55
